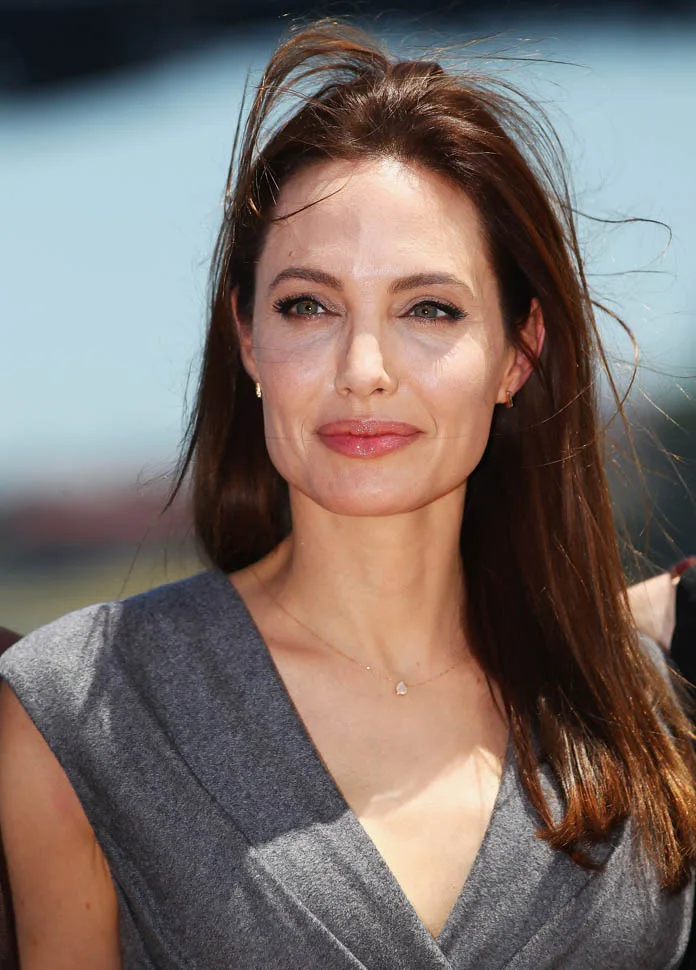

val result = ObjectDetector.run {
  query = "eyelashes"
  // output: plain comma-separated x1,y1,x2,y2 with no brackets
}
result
272,294,326,317
271,294,467,323
408,300,466,322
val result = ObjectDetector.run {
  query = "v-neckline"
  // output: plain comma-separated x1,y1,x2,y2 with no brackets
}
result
217,568,515,955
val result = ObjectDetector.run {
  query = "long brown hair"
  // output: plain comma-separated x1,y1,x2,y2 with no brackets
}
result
172,21,696,889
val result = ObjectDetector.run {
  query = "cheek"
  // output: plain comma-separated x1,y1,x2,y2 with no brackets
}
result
253,326,331,469
418,337,504,475
419,332,505,418
254,323,329,401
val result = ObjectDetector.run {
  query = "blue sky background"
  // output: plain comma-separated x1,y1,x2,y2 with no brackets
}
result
1,20,695,496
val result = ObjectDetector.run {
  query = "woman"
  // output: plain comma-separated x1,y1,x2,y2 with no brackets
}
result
0,21,694,970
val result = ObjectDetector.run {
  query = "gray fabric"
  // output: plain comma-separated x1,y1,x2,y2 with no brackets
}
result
0,568,691,969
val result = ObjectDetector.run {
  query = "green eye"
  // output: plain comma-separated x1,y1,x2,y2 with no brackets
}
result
409,300,465,322
295,299,321,315
273,295,326,317
413,303,441,318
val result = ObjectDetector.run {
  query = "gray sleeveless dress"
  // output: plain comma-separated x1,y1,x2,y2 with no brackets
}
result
0,569,691,969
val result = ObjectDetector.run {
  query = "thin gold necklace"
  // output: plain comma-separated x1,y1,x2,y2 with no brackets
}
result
250,567,468,697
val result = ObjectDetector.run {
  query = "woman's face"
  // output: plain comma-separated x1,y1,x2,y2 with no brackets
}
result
238,157,537,518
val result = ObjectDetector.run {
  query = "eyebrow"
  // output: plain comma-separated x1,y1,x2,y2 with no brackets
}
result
389,272,472,294
268,267,341,292
268,267,473,295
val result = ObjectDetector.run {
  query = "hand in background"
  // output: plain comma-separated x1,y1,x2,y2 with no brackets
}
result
627,557,696,656
627,572,677,653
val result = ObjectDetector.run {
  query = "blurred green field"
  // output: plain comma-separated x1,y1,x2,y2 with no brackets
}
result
0,549,203,637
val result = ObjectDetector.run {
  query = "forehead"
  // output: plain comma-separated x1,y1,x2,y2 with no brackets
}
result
258,157,493,290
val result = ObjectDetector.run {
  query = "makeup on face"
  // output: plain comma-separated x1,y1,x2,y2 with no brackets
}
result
316,420,423,459
240,156,516,517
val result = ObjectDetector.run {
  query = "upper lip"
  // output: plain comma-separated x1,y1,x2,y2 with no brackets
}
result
316,419,422,436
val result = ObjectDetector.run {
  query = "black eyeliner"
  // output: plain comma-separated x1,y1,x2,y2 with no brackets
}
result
272,293,323,315
272,295,466,320
408,300,467,321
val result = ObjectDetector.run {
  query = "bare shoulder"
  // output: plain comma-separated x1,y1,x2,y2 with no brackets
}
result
0,682,121,969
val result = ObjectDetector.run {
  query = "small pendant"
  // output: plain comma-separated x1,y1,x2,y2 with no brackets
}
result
395,681,408,696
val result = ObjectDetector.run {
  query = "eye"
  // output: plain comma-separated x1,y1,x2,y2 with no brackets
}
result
272,295,327,317
407,300,466,322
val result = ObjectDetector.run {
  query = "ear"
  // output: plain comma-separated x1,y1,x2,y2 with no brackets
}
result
497,298,545,405
231,287,259,383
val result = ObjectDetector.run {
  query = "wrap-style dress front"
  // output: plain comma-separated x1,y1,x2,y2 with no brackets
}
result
0,569,691,968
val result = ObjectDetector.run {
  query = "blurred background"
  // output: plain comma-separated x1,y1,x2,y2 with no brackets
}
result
1,0,695,635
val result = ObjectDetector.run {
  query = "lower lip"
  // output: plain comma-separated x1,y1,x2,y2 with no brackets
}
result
317,432,421,458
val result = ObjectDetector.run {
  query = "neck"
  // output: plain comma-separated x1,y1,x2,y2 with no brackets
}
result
253,487,469,679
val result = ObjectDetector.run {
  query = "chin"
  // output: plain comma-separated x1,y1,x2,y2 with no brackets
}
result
299,476,437,518
280,459,468,518
322,495,417,517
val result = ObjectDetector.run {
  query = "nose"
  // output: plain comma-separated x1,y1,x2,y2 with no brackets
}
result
334,325,398,398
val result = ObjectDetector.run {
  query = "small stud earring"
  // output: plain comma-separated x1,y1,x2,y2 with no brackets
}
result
255,381,262,399
505,390,514,409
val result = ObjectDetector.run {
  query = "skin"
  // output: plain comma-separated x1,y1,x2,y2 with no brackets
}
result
243,157,537,521
235,157,544,676
626,572,677,652
0,155,547,955
0,684,121,968
231,156,546,937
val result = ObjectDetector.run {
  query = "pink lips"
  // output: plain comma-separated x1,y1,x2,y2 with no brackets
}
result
316,419,422,459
